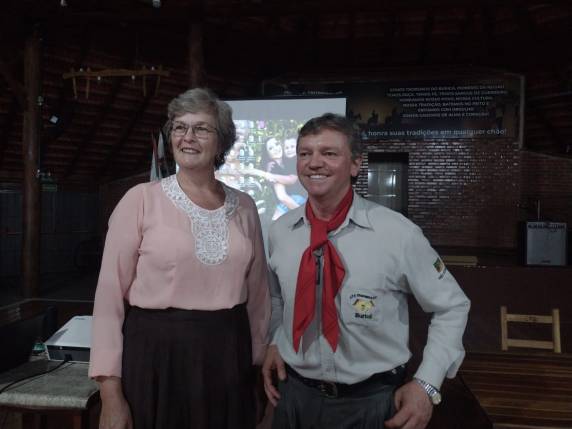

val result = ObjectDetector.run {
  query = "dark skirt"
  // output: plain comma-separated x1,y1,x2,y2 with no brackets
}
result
121,304,255,429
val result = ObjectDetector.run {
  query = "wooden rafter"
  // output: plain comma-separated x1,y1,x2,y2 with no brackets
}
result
514,2,537,42
0,58,27,110
188,0,205,87
98,91,155,178
12,0,569,23
21,28,41,298
347,12,357,66
453,7,475,62
62,67,170,80
63,27,140,178
528,104,569,154
0,97,18,169
380,13,398,63
418,10,435,65
480,5,497,64
41,29,92,173
309,15,320,67
63,77,124,178
62,66,169,99
188,21,205,88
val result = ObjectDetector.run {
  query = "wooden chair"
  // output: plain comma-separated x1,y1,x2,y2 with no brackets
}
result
500,306,561,353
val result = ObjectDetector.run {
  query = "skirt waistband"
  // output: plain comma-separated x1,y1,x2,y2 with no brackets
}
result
127,302,247,322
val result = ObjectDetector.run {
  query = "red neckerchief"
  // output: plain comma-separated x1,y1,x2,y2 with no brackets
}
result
292,187,353,352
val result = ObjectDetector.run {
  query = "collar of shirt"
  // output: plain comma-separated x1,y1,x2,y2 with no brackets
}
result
287,192,373,235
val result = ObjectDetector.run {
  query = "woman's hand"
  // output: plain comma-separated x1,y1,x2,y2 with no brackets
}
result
261,345,287,406
252,365,268,424
97,376,133,429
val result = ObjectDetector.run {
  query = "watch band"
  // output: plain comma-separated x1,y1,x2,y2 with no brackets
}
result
414,378,442,405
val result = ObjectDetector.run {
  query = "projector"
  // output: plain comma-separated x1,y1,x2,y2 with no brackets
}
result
45,315,92,362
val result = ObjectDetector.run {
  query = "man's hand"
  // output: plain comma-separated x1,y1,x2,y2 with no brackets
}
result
97,376,133,429
385,380,433,429
261,344,287,406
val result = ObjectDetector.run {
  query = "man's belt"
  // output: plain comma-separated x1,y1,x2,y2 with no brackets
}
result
284,364,406,399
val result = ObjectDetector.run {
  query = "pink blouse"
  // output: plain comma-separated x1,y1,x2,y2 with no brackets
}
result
89,175,270,378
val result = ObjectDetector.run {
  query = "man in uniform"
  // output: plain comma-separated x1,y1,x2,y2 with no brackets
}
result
262,113,470,429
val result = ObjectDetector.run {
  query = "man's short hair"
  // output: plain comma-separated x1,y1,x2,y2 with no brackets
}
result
297,113,362,160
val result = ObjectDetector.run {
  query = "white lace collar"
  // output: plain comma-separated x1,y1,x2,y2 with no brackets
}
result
161,174,239,265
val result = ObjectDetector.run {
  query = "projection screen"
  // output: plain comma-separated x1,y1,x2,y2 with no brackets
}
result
217,97,346,240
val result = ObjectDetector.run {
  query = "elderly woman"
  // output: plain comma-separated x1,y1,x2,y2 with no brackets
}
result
89,88,270,429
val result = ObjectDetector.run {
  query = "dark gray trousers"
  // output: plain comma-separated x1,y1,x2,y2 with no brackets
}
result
271,374,398,429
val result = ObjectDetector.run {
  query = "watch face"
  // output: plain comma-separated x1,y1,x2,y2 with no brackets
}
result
432,392,442,405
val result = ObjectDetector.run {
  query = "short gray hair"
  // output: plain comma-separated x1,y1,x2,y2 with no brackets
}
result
164,88,236,169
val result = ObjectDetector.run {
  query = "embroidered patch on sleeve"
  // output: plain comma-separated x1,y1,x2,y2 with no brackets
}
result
433,257,447,279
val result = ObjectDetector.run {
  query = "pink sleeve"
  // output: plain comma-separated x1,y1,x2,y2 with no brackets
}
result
244,200,271,365
89,185,144,378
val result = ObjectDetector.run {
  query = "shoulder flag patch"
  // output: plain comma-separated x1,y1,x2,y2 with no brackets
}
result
433,257,446,279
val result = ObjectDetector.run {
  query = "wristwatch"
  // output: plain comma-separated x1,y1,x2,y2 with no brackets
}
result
414,378,442,405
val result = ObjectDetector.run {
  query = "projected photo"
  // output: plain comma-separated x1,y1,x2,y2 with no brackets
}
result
216,119,306,222
218,98,346,230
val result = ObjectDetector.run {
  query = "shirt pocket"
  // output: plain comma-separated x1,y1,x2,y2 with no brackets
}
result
340,287,382,327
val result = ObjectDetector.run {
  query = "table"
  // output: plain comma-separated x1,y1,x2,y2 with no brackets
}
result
460,351,572,428
0,360,99,429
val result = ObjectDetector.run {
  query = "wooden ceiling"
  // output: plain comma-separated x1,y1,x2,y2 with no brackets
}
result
1,0,571,186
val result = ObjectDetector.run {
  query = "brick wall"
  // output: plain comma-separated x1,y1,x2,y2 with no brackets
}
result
520,151,572,225
354,138,522,248
95,146,572,253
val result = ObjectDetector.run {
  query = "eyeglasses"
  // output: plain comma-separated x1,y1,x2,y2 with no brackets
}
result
171,122,217,139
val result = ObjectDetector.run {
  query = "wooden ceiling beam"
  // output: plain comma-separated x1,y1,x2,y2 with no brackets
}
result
64,35,138,179
514,1,538,43
418,10,435,65
63,77,124,178
527,104,570,154
208,28,572,72
0,58,27,110
480,5,497,64
379,13,398,64
41,27,92,172
512,4,572,72
0,97,18,169
347,12,357,66
310,15,321,67
21,27,42,298
97,91,154,178
9,0,568,23
188,21,205,88
3,0,566,52
452,6,475,62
